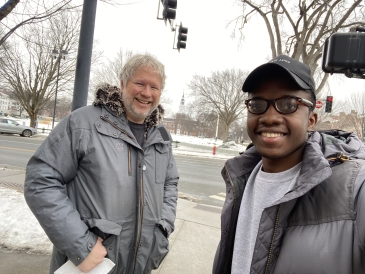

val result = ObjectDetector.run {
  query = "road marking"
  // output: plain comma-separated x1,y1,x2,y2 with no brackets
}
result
209,195,226,201
218,192,226,196
0,146,35,152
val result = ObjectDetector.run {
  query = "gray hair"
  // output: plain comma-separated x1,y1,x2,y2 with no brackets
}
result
120,53,166,91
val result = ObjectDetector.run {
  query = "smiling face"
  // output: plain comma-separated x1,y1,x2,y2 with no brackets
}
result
121,66,162,124
246,76,317,173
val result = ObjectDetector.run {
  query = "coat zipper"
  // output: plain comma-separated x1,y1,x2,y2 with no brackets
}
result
128,144,132,176
100,115,144,273
264,204,281,274
131,173,145,272
100,116,137,141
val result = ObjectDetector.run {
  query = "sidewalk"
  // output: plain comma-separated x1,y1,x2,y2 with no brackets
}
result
0,168,222,274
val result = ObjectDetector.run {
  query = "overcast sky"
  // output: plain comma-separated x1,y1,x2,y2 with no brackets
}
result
93,0,365,114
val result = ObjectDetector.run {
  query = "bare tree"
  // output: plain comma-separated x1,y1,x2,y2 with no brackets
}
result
230,0,365,96
90,48,134,89
312,92,365,139
337,92,365,139
0,0,79,46
0,0,129,43
188,69,249,142
55,96,73,120
185,102,217,138
0,8,81,127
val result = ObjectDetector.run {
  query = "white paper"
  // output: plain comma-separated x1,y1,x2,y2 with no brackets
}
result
54,258,115,274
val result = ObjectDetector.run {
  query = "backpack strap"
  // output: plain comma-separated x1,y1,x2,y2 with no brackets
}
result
157,127,171,142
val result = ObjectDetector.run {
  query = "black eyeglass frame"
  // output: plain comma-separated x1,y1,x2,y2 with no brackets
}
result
244,96,314,115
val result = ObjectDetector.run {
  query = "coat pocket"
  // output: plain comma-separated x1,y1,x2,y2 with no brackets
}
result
144,225,170,271
85,218,123,267
155,144,168,184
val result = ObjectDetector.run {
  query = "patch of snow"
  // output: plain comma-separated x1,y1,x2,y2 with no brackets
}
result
0,188,52,254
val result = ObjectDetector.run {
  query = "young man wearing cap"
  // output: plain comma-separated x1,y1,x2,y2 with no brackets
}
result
212,55,365,274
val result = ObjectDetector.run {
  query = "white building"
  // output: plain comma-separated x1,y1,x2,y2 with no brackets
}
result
0,91,22,116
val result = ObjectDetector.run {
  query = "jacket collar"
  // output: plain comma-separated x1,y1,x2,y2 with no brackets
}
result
225,131,354,202
93,83,164,138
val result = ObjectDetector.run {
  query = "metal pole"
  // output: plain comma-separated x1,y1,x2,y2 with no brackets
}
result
363,114,365,142
215,112,219,142
52,59,61,129
72,0,98,111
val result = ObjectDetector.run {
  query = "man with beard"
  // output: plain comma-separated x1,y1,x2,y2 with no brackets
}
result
213,55,365,274
24,53,179,274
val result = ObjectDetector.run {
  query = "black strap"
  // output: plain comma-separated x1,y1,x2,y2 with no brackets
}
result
157,127,170,141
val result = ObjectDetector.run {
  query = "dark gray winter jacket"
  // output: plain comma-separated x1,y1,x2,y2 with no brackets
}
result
24,85,179,274
213,130,365,274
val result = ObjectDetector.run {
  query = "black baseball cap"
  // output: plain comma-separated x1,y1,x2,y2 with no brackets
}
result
242,55,316,99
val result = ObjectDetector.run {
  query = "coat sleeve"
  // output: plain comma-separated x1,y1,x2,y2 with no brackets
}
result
24,115,98,266
157,142,179,237
355,165,365,248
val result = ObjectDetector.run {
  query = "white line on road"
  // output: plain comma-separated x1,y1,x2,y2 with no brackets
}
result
209,195,225,201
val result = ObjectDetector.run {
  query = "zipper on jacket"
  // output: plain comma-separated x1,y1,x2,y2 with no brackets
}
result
101,115,146,272
264,204,281,274
100,116,137,142
128,144,132,176
131,168,145,272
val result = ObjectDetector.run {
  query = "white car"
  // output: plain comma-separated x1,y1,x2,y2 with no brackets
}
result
0,117,37,137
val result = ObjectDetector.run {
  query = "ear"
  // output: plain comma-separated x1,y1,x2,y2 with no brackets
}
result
120,80,124,91
307,111,317,131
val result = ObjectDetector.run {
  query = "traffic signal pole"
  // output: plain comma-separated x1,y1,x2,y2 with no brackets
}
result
72,0,98,111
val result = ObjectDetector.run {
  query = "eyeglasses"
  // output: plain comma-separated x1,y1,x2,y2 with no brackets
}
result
245,96,314,115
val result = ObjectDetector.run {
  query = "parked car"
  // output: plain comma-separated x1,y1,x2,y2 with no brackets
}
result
0,118,37,137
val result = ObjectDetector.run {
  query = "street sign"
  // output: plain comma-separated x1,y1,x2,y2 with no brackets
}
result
315,100,323,108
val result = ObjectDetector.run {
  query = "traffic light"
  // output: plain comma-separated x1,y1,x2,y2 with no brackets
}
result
177,23,188,51
325,96,333,113
162,0,177,21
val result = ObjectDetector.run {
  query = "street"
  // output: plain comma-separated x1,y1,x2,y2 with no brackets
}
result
0,134,227,207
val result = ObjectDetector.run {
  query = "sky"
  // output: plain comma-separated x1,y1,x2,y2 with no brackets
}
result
92,0,365,114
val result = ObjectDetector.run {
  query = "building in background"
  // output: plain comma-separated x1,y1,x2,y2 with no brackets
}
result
0,90,22,117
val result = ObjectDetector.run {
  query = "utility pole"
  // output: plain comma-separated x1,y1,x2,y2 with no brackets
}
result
72,0,98,111
51,49,68,129
215,112,219,142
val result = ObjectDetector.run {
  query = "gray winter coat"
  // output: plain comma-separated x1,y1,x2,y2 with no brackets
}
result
24,85,179,274
213,130,365,274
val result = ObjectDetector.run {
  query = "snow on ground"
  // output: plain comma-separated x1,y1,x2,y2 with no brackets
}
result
171,134,247,159
0,187,53,254
171,134,224,146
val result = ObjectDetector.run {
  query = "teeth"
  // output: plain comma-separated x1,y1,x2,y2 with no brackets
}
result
262,132,283,138
136,99,149,104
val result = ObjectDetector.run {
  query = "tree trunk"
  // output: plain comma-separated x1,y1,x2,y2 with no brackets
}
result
222,123,230,143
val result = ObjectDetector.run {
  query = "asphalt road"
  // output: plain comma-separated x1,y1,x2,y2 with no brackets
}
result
0,134,227,207
0,134,41,169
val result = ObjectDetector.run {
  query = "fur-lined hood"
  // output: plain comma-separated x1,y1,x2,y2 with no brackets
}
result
93,83,165,138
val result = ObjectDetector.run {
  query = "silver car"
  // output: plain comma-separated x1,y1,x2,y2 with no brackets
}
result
0,118,37,137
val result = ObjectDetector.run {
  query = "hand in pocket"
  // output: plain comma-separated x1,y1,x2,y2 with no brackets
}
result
78,237,107,272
